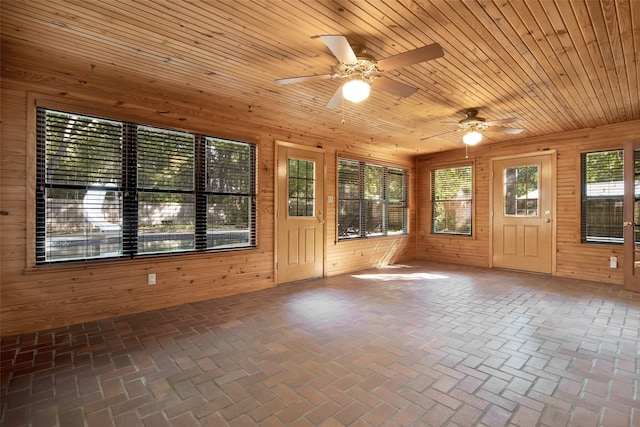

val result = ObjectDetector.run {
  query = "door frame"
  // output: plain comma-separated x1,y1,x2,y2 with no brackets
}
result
489,151,557,274
274,140,326,285
623,141,640,292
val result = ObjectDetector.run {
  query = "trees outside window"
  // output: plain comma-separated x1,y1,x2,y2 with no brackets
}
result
36,108,256,264
337,158,407,239
582,150,624,243
432,165,472,235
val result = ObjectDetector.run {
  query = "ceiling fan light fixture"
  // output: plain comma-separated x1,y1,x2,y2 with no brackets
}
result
342,79,370,103
462,130,483,145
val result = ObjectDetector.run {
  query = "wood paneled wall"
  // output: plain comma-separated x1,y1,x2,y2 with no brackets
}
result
3,67,637,336
0,77,415,336
416,121,640,285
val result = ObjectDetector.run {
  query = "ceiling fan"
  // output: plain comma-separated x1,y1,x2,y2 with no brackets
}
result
274,35,444,108
422,108,525,145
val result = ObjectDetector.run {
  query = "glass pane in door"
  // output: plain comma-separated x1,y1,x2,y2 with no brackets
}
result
503,165,538,216
288,158,315,217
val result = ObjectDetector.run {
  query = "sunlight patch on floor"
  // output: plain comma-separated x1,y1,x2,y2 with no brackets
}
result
351,272,449,281
289,293,344,316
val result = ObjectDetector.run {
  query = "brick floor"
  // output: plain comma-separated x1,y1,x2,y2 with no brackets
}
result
1,261,639,426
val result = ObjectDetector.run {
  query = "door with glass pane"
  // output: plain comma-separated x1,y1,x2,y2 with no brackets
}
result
276,144,324,284
623,142,640,292
492,153,554,273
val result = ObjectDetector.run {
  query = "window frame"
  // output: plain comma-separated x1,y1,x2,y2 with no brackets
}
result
581,149,624,245
430,162,474,237
337,156,408,240
35,106,258,265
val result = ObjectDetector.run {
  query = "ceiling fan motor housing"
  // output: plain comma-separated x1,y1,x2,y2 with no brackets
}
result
335,56,379,83
459,109,488,131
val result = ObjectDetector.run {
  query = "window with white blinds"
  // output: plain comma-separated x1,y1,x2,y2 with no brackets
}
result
337,157,407,239
36,108,257,264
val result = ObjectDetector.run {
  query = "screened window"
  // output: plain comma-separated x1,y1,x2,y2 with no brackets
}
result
36,108,257,264
337,157,407,239
432,165,472,235
582,150,623,243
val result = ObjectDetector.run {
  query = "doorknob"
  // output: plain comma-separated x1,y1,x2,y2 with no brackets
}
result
544,218,551,223
624,221,634,227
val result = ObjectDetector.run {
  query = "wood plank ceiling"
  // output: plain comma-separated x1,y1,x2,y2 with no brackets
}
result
2,0,638,155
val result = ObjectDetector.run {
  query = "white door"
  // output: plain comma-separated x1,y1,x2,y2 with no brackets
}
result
276,143,325,284
492,153,554,274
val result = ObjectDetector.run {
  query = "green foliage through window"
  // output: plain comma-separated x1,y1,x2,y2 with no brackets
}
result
337,157,407,239
503,165,539,216
36,108,257,263
288,158,315,217
582,150,623,243
432,165,472,235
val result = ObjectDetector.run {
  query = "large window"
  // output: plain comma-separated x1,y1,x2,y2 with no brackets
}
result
582,150,623,243
337,157,407,239
36,108,257,264
432,165,472,235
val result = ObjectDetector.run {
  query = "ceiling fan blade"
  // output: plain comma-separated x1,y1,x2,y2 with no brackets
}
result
325,84,345,109
484,117,523,126
420,129,458,141
376,43,444,71
274,73,333,85
485,126,525,134
319,35,358,65
371,76,418,98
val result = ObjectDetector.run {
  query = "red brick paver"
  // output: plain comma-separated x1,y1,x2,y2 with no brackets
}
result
1,262,639,426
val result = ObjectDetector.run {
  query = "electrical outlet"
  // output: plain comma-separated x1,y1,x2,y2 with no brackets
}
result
148,273,156,285
610,257,617,269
